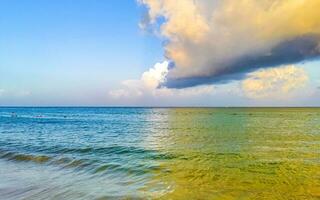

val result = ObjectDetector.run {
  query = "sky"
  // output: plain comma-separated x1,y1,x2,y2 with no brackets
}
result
0,0,319,106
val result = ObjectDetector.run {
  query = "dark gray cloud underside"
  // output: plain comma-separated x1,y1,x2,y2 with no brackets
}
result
164,34,320,88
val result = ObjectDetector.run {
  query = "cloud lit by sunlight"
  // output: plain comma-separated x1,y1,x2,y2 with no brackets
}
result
241,65,308,99
139,0,320,88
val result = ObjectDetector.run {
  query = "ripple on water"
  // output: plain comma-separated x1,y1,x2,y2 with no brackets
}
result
0,107,319,199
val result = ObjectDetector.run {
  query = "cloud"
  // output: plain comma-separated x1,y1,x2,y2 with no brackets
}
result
0,89,5,96
109,61,169,98
139,0,320,88
0,89,31,98
241,65,308,99
109,61,214,100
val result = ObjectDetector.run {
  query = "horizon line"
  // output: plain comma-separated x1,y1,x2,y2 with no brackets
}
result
0,106,320,108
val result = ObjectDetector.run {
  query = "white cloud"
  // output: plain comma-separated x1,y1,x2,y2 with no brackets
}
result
109,61,214,100
0,89,5,96
0,89,31,98
241,65,308,99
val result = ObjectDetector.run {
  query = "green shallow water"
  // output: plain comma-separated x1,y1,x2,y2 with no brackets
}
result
144,108,320,199
0,107,319,199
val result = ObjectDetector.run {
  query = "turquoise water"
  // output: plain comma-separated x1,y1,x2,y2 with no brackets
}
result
0,107,319,199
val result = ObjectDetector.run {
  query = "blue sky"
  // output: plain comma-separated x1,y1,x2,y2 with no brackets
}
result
0,0,163,105
0,0,319,106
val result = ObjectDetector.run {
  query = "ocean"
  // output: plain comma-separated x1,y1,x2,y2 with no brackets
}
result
0,107,319,199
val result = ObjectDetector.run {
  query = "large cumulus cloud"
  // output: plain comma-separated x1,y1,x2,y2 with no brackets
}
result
139,0,320,88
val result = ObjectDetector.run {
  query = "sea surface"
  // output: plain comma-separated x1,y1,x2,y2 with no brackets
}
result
0,107,319,200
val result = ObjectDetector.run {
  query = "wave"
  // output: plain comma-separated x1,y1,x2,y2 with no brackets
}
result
0,150,52,164
0,143,177,163
0,149,95,169
48,145,178,160
0,147,174,176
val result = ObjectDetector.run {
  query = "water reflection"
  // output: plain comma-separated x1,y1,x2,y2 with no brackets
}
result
143,108,320,199
0,107,319,199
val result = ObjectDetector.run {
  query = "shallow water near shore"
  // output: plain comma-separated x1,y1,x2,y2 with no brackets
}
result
0,107,319,199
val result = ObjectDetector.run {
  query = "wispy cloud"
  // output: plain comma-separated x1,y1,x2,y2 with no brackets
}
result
241,65,308,99
0,89,31,98
0,89,5,96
